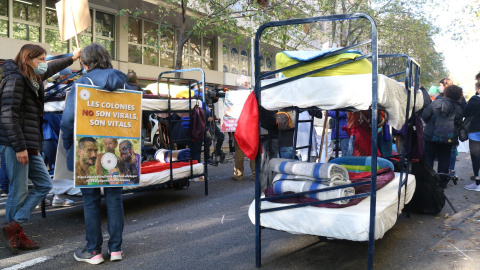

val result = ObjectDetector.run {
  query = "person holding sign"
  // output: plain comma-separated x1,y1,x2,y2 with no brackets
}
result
0,44,81,254
61,43,130,264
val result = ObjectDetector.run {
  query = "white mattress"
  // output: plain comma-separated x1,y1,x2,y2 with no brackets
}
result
51,163,204,196
45,99,203,113
260,74,423,130
248,172,416,241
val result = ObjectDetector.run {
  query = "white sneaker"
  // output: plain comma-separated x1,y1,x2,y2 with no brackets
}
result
109,250,123,261
52,197,74,207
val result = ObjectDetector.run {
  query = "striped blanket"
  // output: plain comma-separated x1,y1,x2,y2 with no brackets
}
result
272,179,355,204
269,158,349,182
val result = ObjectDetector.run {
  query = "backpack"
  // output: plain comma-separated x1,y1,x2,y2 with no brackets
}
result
275,109,296,130
407,159,446,214
190,104,206,141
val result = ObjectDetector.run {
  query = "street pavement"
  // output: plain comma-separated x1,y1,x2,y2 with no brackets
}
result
0,152,479,269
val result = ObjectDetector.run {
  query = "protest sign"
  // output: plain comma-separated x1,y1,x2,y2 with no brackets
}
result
74,85,142,187
56,0,91,45
221,90,251,132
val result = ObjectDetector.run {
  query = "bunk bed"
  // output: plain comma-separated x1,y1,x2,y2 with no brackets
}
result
248,13,422,269
46,68,209,198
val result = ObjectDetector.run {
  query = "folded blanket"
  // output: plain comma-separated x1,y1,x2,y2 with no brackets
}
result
272,173,331,186
265,167,395,208
155,149,191,163
269,158,349,182
273,180,355,204
165,149,191,162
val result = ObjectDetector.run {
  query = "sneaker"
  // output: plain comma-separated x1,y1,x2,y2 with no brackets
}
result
35,199,52,209
109,250,123,262
17,229,40,250
464,183,480,191
0,190,8,197
74,249,104,265
52,197,74,207
1,221,21,254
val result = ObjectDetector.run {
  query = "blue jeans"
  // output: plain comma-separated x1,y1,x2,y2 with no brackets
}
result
449,145,456,171
0,152,9,191
279,146,294,159
81,187,124,253
0,145,52,223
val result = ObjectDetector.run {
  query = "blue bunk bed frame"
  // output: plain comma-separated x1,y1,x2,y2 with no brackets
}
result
252,13,421,269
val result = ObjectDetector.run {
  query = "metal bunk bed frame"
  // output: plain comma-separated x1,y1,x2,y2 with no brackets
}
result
253,13,420,269
155,68,209,196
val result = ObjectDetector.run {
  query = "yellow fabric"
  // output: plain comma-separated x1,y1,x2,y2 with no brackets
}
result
276,52,372,78
176,90,196,98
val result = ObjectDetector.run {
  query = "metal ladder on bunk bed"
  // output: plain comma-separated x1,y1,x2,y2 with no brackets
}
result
157,68,209,196
253,13,380,270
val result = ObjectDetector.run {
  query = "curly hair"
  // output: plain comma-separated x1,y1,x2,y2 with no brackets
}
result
444,85,463,101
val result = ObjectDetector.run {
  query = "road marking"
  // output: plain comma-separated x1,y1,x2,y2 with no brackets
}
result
3,256,53,270
0,202,5,205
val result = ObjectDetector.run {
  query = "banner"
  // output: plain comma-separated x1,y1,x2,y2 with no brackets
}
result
221,90,251,132
56,0,91,42
74,85,142,188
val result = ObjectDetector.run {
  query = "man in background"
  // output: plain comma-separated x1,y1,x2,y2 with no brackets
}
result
127,71,142,91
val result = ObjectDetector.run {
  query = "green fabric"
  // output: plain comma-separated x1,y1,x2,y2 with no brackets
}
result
342,164,382,172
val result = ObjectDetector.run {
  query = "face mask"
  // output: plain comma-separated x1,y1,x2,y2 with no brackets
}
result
438,86,444,93
82,68,87,76
33,62,48,75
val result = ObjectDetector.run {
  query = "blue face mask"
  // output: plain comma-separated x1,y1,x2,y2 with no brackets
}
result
33,62,48,75
82,68,88,76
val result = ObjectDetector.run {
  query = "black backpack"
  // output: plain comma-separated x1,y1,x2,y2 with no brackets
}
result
407,159,446,214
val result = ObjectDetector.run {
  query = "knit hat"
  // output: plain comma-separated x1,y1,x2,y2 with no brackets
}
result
428,86,438,94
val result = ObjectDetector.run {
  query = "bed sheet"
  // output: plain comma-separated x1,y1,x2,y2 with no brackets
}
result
248,172,415,241
45,99,203,113
260,74,423,130
51,163,204,196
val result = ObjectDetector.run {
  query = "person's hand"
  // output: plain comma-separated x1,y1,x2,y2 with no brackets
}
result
208,117,213,122
16,150,28,165
72,48,82,61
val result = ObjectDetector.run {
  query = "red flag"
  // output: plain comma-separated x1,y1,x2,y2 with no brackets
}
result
235,92,259,160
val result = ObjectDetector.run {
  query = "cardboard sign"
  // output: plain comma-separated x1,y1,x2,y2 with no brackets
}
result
74,85,142,188
221,90,251,132
56,0,91,42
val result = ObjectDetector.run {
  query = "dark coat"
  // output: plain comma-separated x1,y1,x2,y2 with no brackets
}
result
463,95,480,134
0,57,73,152
422,97,463,143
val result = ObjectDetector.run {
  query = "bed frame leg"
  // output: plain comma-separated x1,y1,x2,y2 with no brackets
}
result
41,199,46,218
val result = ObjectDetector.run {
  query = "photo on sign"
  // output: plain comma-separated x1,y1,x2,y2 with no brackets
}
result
74,136,141,187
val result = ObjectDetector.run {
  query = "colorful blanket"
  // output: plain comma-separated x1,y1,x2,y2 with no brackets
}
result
141,160,198,174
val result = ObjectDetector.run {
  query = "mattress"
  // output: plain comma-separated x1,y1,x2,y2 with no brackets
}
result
260,74,423,130
44,98,203,113
50,163,204,196
248,172,415,241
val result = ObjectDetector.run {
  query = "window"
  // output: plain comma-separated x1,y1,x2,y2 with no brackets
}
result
127,18,175,68
224,43,250,76
0,0,7,37
179,32,214,69
12,0,40,42
45,0,67,53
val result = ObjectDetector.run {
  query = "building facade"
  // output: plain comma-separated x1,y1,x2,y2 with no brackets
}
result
0,0,279,87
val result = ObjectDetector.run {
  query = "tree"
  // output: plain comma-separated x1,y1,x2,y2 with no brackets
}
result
119,0,314,74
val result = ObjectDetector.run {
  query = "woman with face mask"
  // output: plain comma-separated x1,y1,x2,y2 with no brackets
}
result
0,44,80,254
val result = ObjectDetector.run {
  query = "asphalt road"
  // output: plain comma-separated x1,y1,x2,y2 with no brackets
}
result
0,153,480,270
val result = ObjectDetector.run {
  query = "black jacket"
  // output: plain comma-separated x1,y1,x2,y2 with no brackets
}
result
422,97,463,143
463,95,480,133
0,57,73,152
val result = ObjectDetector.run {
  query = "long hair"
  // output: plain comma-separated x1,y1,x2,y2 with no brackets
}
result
81,43,113,71
439,78,453,88
14,44,47,81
